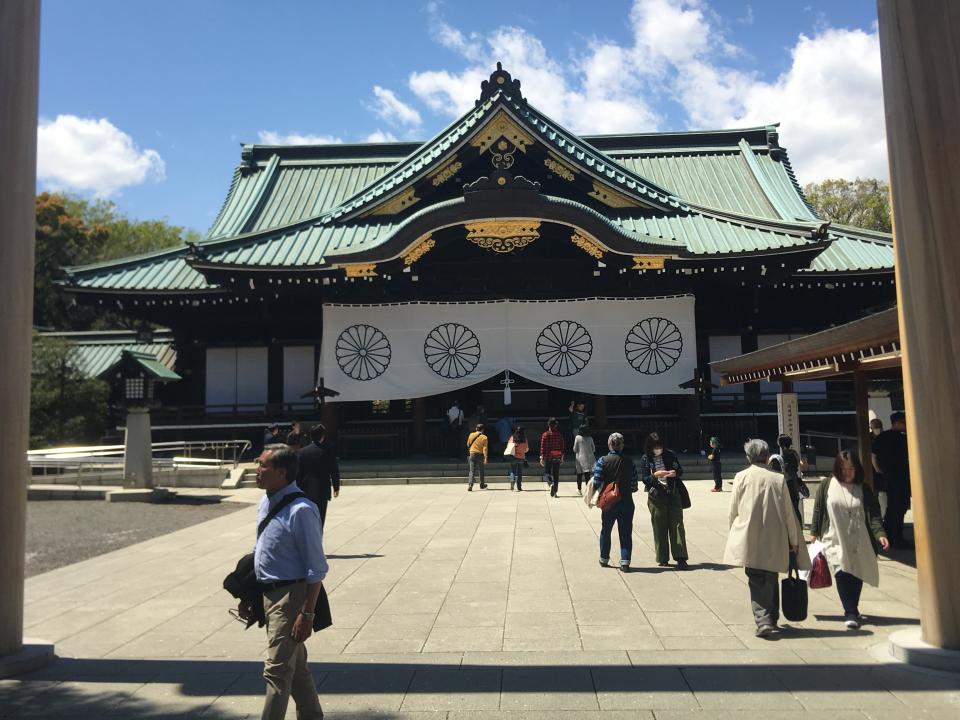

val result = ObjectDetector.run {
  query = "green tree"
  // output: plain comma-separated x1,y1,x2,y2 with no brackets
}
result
803,178,892,233
30,334,110,448
35,192,200,329
34,192,109,329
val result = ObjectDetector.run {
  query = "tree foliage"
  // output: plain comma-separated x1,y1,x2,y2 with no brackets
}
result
803,178,892,233
34,192,200,330
30,334,110,448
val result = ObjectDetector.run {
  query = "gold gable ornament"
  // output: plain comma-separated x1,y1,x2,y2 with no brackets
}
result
544,152,576,182
465,220,540,253
402,236,436,266
343,263,378,278
570,231,604,259
632,256,668,270
589,180,643,209
365,188,419,216
430,160,462,187
469,111,535,155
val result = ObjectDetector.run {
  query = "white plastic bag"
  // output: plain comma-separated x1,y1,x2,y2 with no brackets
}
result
584,483,597,508
800,540,824,582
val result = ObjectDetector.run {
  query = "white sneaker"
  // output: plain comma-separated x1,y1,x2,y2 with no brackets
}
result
845,616,861,630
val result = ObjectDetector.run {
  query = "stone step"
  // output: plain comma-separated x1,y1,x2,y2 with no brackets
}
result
240,467,719,486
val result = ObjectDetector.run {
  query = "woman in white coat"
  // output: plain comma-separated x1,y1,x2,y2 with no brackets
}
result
809,450,889,629
573,425,596,496
724,439,810,638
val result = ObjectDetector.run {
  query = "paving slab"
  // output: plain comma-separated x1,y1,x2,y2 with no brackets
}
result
10,482,943,716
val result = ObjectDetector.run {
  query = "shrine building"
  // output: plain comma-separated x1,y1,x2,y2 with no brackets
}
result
61,64,897,455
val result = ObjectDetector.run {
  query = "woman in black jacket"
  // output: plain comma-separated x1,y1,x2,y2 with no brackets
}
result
638,432,689,568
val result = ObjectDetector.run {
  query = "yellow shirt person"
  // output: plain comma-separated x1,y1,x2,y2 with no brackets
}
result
466,427,488,462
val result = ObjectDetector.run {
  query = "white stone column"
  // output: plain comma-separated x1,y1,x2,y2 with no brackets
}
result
123,407,154,489
0,0,40,660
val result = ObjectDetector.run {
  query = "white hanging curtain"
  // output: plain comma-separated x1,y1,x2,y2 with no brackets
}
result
321,296,696,402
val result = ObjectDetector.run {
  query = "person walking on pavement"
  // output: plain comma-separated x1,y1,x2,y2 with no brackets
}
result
724,439,809,639
810,450,889,630
639,432,689,568
242,444,327,720
573,425,596,496
584,432,638,571
869,417,888,516
296,423,341,529
506,425,529,491
540,417,565,497
446,400,465,458
769,434,807,525
871,411,913,549
285,420,306,451
707,436,723,492
466,423,488,491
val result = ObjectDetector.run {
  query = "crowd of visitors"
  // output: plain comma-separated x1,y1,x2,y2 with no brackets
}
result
457,406,910,639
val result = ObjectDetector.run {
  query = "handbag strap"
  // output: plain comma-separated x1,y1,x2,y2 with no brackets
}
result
787,550,799,579
257,491,306,538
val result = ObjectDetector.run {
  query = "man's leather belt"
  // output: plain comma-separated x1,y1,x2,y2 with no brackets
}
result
262,578,304,591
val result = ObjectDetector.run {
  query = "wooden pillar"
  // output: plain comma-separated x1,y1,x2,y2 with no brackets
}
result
592,395,607,429
412,397,426,454
879,0,960,650
0,0,39,659
853,370,874,490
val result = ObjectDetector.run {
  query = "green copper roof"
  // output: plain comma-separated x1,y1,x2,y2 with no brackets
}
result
64,247,216,292
188,195,819,269
803,225,894,274
207,156,398,240
37,330,178,378
62,67,894,292
98,349,181,382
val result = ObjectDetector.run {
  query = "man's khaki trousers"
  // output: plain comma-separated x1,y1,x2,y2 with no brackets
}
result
262,582,324,720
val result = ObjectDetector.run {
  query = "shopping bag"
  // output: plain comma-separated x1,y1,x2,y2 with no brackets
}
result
798,540,821,581
781,553,808,622
503,440,515,456
808,549,832,589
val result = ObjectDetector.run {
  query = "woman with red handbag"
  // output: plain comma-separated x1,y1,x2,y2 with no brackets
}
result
809,451,890,629
584,432,638,571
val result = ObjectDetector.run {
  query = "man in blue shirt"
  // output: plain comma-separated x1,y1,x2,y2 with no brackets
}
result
251,444,327,720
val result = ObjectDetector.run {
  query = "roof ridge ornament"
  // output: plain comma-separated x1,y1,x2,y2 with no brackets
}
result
477,62,525,105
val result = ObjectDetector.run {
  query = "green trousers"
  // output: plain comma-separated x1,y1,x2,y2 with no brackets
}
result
647,493,688,563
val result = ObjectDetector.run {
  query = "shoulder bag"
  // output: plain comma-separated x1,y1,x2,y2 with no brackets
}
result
781,552,809,621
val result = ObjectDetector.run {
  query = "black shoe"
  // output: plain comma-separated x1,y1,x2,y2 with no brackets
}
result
677,559,689,569
480,483,487,489
467,485,473,492
599,559,609,567
619,564,630,573
657,562,670,567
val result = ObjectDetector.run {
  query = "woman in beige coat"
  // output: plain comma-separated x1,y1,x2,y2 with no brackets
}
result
724,439,810,638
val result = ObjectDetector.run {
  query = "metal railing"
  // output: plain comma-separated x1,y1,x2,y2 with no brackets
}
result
27,439,253,487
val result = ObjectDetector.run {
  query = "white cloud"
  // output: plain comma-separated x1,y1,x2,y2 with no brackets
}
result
365,130,399,143
37,115,165,197
395,1,888,184
407,23,661,134
370,86,422,127
709,28,887,182
257,130,343,145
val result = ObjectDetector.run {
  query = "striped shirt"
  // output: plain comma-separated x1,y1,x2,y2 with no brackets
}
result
591,452,639,492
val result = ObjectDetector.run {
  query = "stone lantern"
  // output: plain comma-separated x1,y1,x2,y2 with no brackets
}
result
99,350,180,498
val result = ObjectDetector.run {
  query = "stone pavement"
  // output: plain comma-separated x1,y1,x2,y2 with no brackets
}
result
4,478,958,718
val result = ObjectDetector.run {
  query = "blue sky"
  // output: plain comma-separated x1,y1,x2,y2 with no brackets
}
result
39,1,885,234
